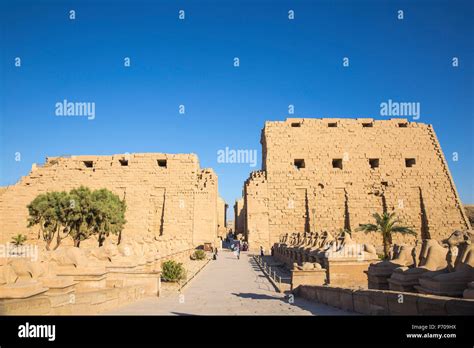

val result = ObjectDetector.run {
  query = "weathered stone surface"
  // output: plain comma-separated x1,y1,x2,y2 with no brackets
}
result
0,153,223,251
241,118,470,252
297,285,474,315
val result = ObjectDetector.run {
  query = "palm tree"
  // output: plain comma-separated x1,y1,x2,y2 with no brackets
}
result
11,234,27,247
357,212,416,259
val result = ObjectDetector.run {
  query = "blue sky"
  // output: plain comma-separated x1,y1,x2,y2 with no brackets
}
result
1,0,473,220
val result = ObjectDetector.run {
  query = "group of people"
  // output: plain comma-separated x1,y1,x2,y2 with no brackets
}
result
216,235,265,260
230,241,250,259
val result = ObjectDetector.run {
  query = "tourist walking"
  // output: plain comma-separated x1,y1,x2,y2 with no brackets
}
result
260,245,265,256
234,244,241,260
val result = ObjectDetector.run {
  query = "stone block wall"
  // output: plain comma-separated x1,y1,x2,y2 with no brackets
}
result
244,118,470,250
217,196,227,238
0,153,221,252
234,197,245,236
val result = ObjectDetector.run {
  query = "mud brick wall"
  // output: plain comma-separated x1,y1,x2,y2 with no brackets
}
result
217,196,227,238
0,153,220,251
243,171,269,251
244,118,470,250
234,198,245,236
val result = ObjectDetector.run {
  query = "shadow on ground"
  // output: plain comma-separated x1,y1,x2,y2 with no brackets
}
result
231,291,353,315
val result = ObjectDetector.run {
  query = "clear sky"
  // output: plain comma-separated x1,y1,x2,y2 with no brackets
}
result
1,0,473,220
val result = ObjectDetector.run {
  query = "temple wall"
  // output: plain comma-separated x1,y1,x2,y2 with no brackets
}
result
0,153,220,251
217,196,227,238
244,171,269,251
244,118,470,250
234,198,245,236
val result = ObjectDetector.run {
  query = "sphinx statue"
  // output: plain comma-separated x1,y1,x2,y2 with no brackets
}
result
307,231,336,262
366,243,417,289
275,233,289,254
85,240,121,266
463,281,474,299
292,261,323,271
46,246,96,271
325,230,378,261
111,238,147,269
0,257,48,298
284,233,297,252
294,232,314,263
416,230,474,297
301,232,320,262
131,238,155,264
285,232,301,259
293,232,311,259
279,233,288,244
388,239,448,292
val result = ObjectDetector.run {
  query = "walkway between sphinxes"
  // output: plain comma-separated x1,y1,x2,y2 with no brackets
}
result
107,249,352,315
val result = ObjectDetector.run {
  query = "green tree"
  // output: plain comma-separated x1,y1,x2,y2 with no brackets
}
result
27,186,126,248
67,186,126,247
27,191,69,250
357,211,416,259
91,188,126,247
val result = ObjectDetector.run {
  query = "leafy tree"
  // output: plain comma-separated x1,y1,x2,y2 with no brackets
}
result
91,188,126,247
66,186,126,247
357,211,416,259
27,186,126,248
66,186,95,247
27,191,69,250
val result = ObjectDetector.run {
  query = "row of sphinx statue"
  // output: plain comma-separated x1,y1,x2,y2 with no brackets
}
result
0,236,191,298
274,229,473,298
368,229,473,298
274,230,378,269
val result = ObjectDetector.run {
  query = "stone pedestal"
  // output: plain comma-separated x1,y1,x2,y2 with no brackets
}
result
56,267,107,291
106,270,161,296
463,282,474,299
365,261,409,290
291,268,326,291
387,268,433,292
0,294,51,315
416,275,473,297
0,281,48,299
366,271,391,290
40,277,77,314
324,258,376,287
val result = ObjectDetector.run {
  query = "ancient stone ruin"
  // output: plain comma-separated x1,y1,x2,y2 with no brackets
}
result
0,153,226,314
0,153,225,248
0,118,473,315
240,118,472,304
239,118,470,251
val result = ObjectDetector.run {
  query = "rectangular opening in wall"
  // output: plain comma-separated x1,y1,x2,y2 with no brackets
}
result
83,161,93,168
332,159,343,169
328,122,337,128
362,122,373,128
291,122,301,128
119,159,128,166
157,159,167,168
398,122,408,128
405,158,416,168
369,158,379,169
294,159,305,170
